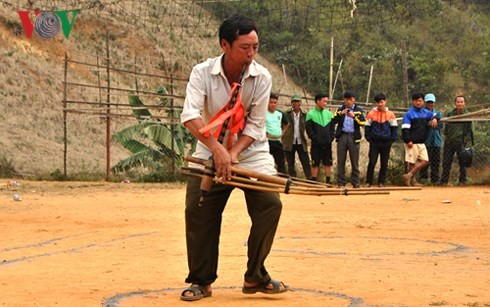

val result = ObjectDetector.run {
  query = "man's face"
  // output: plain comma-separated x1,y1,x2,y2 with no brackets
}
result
291,100,301,111
316,97,328,110
268,98,278,112
424,101,434,111
221,31,259,67
376,99,387,112
412,97,424,108
455,97,466,111
344,97,355,108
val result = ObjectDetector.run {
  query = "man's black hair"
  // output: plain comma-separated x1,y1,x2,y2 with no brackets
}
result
374,93,386,102
270,93,279,99
219,14,258,46
455,95,466,102
343,90,356,98
315,93,328,102
412,92,424,100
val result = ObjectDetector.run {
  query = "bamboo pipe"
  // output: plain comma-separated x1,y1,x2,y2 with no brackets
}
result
277,172,334,187
184,156,421,192
186,156,337,190
181,169,389,196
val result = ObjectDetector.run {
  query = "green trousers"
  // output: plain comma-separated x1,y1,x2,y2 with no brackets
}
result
184,176,283,285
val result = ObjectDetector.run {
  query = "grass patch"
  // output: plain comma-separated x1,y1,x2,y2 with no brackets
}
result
0,154,21,178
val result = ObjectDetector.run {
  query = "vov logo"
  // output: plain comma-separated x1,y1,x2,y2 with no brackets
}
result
17,10,80,39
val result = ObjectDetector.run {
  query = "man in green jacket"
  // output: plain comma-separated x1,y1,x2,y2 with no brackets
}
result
282,94,312,179
305,93,334,183
440,95,474,185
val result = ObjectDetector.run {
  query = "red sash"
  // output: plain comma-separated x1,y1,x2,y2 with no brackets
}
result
198,82,245,150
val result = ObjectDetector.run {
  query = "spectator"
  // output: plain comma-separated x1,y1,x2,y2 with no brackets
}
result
266,93,289,174
440,95,474,186
332,90,366,188
305,93,334,183
282,94,312,179
401,92,439,186
364,93,398,187
419,93,444,184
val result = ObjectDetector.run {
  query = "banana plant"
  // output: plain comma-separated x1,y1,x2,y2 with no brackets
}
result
111,86,196,174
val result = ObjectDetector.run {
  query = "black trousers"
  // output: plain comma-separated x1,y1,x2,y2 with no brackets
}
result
285,144,312,178
184,177,282,285
420,146,441,183
365,141,392,185
269,140,286,174
441,144,467,184
336,133,360,186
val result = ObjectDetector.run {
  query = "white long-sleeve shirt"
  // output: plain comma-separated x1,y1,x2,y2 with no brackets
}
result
181,54,276,175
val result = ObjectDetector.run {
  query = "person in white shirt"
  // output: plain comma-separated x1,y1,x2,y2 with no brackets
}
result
282,94,312,178
179,13,289,301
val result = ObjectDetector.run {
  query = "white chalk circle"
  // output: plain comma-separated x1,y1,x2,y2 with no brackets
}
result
102,286,364,306
272,236,468,256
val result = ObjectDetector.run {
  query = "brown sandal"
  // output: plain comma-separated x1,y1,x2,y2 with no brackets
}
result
180,284,212,301
242,279,290,294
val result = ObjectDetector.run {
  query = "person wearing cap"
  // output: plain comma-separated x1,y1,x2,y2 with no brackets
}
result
419,93,444,184
266,93,289,174
332,90,366,188
440,95,474,186
364,93,398,187
305,93,334,183
401,92,439,186
282,94,312,179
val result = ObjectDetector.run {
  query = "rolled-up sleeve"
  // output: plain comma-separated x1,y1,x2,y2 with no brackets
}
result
180,66,206,125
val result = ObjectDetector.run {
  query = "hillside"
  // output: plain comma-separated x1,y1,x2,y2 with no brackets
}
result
0,1,306,178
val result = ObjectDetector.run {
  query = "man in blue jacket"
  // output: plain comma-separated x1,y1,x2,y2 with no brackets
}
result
401,93,439,186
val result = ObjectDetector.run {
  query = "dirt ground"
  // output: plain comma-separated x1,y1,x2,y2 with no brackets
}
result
1,180,489,307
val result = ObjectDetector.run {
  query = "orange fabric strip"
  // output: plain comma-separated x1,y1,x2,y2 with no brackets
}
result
199,82,245,150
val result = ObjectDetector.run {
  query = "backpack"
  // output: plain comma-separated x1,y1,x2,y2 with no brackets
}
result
458,147,473,168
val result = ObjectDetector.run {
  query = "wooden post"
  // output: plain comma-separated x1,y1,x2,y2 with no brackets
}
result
170,74,176,175
329,37,334,101
105,32,111,181
296,66,309,106
401,41,409,108
134,54,139,94
282,64,287,87
332,58,343,101
63,52,68,178
96,52,102,110
366,65,373,104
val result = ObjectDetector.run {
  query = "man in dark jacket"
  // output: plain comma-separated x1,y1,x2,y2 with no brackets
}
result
283,94,312,179
305,93,334,183
401,92,439,186
440,95,474,185
332,90,365,188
